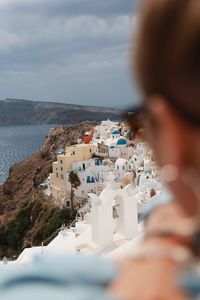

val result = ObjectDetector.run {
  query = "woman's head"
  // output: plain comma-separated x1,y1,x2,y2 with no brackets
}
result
134,0,200,216
135,0,200,115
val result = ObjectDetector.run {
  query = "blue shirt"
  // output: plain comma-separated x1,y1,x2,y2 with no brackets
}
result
0,254,118,300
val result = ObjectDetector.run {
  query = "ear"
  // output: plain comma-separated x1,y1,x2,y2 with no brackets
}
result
147,97,190,171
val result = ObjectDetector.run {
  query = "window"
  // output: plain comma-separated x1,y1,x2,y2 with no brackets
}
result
56,172,58,178
61,167,63,171
66,200,71,208
60,160,63,164
60,174,64,180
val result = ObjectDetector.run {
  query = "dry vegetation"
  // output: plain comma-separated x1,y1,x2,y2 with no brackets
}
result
0,122,95,258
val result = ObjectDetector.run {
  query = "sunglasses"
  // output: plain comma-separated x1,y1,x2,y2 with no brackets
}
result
124,95,200,129
123,103,147,136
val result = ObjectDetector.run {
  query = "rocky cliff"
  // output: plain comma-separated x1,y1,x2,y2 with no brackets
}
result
0,109,142,259
0,122,95,258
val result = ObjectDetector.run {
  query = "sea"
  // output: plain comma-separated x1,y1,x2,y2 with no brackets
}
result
0,124,55,184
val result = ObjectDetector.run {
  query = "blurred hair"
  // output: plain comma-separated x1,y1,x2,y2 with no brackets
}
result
135,0,200,122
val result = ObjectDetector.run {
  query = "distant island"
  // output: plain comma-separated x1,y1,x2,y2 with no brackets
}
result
0,99,125,126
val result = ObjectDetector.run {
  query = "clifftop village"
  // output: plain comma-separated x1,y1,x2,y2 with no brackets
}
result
4,119,163,263
1,119,163,264
44,119,160,211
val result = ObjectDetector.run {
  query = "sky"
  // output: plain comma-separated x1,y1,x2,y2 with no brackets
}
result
0,0,139,108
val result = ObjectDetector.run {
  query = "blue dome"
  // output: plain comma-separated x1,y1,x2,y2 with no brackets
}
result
112,130,119,135
117,138,127,145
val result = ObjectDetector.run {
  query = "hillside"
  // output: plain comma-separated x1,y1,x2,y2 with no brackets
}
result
0,122,96,258
0,99,124,126
0,107,144,258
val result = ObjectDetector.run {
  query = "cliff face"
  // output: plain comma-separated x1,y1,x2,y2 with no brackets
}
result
0,99,124,125
0,122,95,258
0,108,142,258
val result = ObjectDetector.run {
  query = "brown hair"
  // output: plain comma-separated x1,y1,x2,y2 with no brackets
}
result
135,0,200,121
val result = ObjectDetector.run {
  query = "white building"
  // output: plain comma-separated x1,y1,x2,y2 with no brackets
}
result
66,159,112,198
120,145,135,160
93,120,116,140
49,144,96,206
135,142,149,156
115,158,131,181
87,177,138,250
108,137,127,158
110,129,121,140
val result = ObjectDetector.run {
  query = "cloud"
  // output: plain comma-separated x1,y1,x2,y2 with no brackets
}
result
0,0,137,16
0,0,139,107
